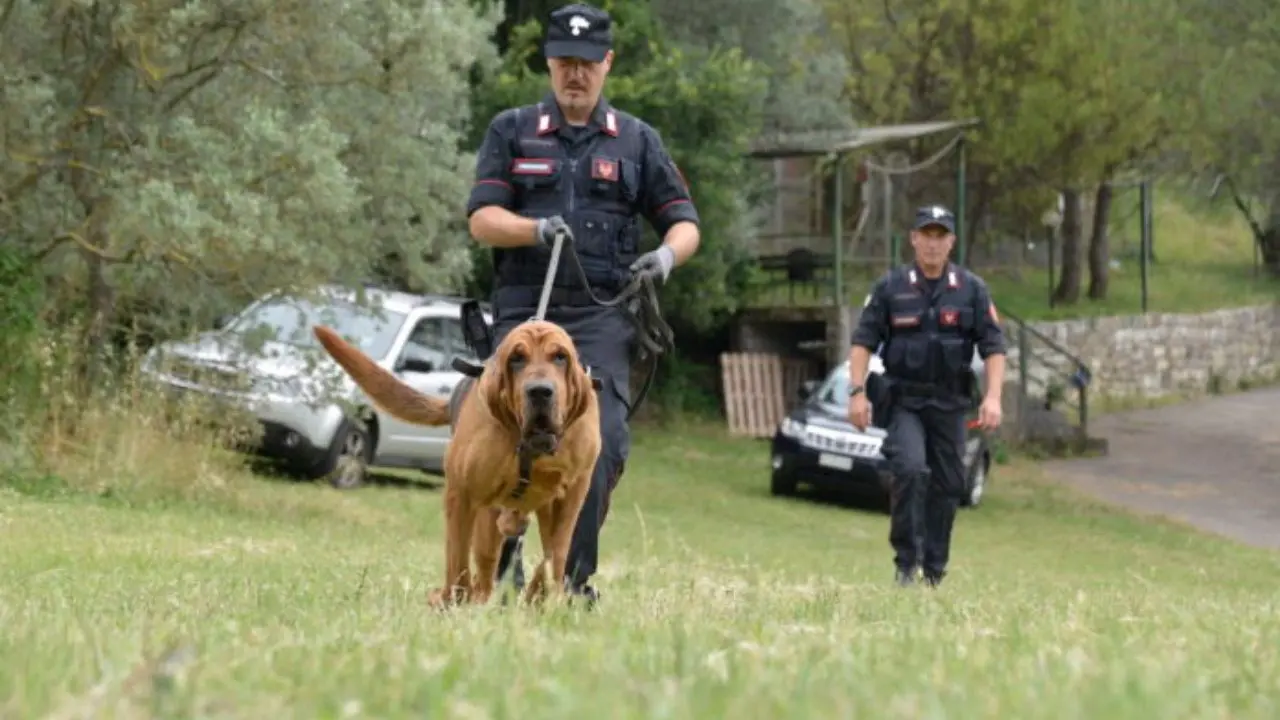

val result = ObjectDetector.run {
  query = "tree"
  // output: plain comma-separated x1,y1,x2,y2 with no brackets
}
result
650,0,852,135
466,3,769,332
820,0,1190,302
1182,0,1280,277
1,0,501,365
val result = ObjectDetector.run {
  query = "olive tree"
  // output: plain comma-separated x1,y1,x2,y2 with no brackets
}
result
1,0,501,362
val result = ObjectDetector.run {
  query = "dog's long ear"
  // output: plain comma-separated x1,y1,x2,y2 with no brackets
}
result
479,337,520,431
564,355,596,428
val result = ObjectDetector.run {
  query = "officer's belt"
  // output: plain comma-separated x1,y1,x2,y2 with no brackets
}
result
886,377,964,399
493,285,618,309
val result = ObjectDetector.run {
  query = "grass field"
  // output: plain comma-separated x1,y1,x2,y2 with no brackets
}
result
3,420,1279,719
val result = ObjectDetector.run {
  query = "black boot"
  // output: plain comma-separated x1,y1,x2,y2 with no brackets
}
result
566,582,601,609
496,535,526,606
895,567,918,587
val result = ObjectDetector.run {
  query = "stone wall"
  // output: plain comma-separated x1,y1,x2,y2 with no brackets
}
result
1005,304,1280,400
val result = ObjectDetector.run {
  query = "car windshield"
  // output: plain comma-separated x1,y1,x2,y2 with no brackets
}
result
817,366,854,410
227,295,407,359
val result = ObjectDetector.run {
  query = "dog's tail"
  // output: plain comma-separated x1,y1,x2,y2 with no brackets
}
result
313,325,451,426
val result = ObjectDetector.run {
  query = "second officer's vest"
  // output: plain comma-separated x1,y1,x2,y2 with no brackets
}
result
880,264,978,394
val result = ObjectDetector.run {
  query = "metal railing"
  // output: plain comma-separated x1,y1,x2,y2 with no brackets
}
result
999,307,1094,440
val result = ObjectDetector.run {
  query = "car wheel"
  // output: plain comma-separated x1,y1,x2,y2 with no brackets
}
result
771,470,798,497
312,420,371,489
962,451,988,508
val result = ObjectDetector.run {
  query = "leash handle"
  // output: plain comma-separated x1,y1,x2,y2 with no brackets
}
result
534,227,570,321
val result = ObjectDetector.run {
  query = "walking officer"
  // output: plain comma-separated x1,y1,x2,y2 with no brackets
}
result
464,2,701,606
847,205,1006,588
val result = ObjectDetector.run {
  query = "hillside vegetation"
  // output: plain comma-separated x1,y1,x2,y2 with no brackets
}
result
989,189,1279,321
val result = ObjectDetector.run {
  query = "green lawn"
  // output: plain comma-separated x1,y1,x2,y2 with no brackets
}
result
2,422,1278,718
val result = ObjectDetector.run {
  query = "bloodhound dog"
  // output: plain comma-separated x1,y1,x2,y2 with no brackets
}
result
312,321,601,608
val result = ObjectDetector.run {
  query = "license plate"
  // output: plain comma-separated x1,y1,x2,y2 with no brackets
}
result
818,452,853,471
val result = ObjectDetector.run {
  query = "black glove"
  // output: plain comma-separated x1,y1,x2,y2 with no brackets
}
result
535,216,569,246
629,246,675,284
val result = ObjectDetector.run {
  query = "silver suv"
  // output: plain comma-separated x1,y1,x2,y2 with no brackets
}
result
140,284,491,488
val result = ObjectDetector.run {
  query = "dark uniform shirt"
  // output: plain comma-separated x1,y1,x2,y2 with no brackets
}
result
852,262,1006,410
466,92,699,305
463,91,701,407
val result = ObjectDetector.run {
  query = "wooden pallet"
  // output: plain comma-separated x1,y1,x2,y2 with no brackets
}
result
720,352,816,438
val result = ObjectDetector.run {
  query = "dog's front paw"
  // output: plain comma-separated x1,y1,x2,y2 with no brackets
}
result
520,560,563,607
470,578,496,605
427,585,467,609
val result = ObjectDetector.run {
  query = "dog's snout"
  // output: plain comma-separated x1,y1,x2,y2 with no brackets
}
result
524,379,555,403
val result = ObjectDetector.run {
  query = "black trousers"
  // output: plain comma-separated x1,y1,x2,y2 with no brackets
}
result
881,403,968,579
491,303,634,591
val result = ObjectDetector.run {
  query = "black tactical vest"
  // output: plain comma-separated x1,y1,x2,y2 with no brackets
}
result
493,101,644,302
880,264,978,393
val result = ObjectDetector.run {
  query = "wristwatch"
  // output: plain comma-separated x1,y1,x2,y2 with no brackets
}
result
848,384,864,397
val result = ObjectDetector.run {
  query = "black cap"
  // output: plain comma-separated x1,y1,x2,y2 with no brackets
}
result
913,205,956,233
544,3,613,62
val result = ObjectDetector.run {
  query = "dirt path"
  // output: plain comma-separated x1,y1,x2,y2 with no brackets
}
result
1042,387,1280,550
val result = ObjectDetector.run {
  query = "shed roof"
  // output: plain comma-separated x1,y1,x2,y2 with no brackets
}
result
748,118,980,158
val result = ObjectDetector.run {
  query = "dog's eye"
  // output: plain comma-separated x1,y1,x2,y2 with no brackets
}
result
552,350,569,365
509,350,526,366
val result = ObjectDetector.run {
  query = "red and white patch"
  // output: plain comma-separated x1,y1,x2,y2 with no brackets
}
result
536,113,554,135
510,158,556,175
604,109,618,136
592,157,618,181
940,309,959,326
947,271,960,289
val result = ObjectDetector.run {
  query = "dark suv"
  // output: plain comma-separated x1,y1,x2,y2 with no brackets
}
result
769,352,991,509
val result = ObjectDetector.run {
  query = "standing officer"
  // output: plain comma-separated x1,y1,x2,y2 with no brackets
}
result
464,3,701,606
847,205,1006,588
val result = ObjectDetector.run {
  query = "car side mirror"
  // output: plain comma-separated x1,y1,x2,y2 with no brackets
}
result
398,355,435,374
799,379,819,400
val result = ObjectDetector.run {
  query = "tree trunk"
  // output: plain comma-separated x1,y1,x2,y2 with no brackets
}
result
1052,188,1083,304
82,250,114,379
965,183,992,271
78,201,118,385
1086,182,1114,300
1259,227,1280,277
1261,197,1280,277
71,127,116,384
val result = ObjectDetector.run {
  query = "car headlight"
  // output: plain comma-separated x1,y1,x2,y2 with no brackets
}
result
779,417,805,438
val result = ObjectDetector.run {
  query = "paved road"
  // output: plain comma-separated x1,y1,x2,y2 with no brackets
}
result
1042,387,1280,550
